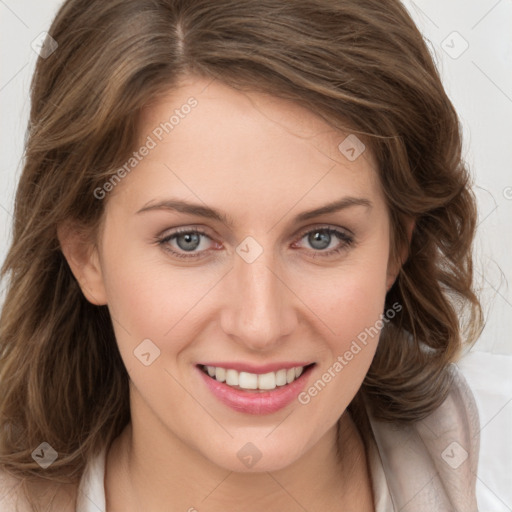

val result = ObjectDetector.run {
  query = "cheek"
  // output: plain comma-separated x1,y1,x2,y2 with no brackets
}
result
299,251,389,339
100,238,224,366
293,258,389,416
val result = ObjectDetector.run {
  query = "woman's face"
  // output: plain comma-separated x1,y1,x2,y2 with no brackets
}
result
86,75,398,472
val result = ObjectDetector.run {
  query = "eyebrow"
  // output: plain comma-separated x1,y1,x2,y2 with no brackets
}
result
136,196,372,227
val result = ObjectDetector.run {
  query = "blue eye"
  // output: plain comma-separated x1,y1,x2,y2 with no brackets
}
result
294,226,354,258
156,225,354,260
157,227,213,259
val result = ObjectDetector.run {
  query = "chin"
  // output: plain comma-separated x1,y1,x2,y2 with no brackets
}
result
200,437,307,474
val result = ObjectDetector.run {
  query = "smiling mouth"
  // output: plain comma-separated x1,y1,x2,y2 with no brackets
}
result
198,363,316,392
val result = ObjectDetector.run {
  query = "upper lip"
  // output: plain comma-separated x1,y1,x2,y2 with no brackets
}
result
197,361,315,374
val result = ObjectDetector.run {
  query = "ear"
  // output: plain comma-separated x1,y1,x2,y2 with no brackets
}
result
57,221,108,305
386,216,415,291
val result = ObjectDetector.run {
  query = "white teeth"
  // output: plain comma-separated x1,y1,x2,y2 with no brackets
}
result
275,369,287,386
239,371,258,389
258,372,276,390
204,365,309,390
215,367,226,382
226,369,239,386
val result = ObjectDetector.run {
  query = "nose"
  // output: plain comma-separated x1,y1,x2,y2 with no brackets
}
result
220,249,298,352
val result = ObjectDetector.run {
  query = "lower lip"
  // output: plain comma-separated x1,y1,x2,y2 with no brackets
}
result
197,365,314,415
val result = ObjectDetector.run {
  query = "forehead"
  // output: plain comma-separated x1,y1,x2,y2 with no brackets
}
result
110,76,382,216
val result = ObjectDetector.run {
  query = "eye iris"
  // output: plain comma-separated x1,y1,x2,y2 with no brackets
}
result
309,230,331,250
177,233,201,251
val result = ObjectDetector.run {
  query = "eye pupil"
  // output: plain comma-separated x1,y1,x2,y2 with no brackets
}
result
309,230,331,250
177,232,201,251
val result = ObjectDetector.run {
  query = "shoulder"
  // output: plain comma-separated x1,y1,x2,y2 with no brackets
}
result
413,364,480,509
0,468,76,512
0,469,30,512
367,363,480,512
0,468,28,511
414,362,480,448
417,363,480,470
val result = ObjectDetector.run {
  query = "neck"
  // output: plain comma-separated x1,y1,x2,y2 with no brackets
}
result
106,405,372,512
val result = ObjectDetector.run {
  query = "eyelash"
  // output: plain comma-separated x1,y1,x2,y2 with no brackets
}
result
156,225,355,260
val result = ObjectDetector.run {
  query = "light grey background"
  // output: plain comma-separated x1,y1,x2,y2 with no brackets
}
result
1,1,511,510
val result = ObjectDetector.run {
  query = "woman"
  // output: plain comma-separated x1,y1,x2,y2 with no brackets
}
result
0,0,483,510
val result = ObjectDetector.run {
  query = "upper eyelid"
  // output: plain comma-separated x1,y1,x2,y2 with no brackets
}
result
295,223,353,238
161,222,352,237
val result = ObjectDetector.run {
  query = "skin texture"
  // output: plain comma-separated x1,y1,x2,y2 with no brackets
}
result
59,75,402,511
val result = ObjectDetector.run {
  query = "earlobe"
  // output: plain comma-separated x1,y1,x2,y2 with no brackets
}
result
385,264,399,292
57,222,108,306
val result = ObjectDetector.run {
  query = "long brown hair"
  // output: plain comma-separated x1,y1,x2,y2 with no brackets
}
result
0,0,482,506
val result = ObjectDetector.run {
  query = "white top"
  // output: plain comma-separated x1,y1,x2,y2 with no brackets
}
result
1,366,479,511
